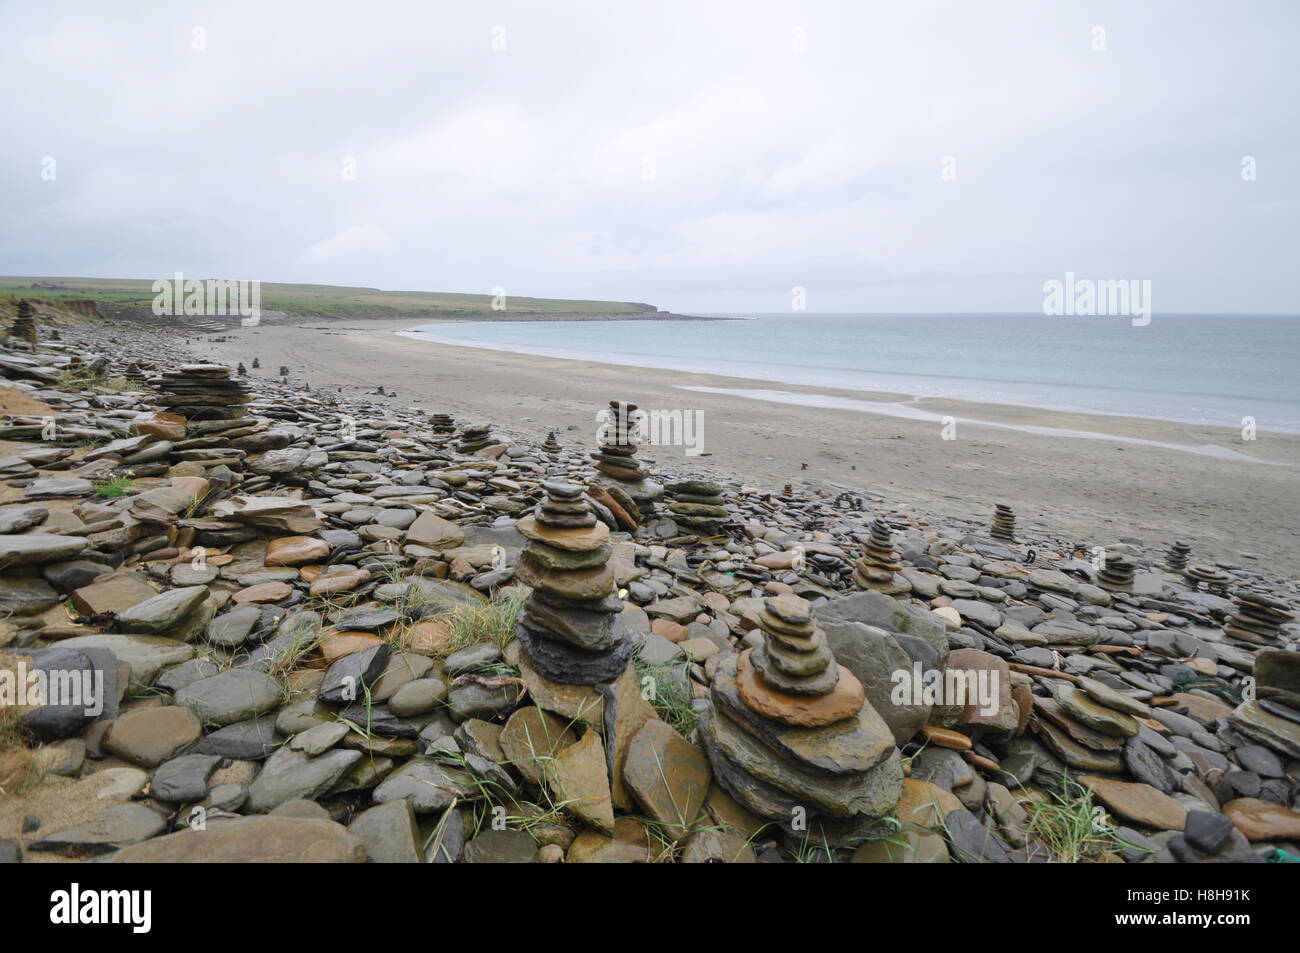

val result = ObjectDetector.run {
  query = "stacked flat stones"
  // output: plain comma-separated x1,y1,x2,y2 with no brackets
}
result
697,594,900,824
429,414,455,436
665,480,728,535
1097,552,1136,592
852,518,901,589
122,362,148,384
9,300,36,344
1166,540,1191,572
542,431,562,456
458,423,494,453
992,504,1016,541
591,400,662,517
513,480,632,685
151,364,251,421
1223,590,1295,646
1185,564,1231,595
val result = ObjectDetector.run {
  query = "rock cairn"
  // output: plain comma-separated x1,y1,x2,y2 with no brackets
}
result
1166,540,1191,572
852,518,901,590
665,480,728,536
429,413,455,436
697,594,900,827
1097,552,1136,592
1185,564,1231,594
1224,590,1295,645
121,362,148,385
513,480,632,684
591,400,662,518
992,503,1016,541
458,423,495,454
151,364,252,421
541,431,561,455
9,300,37,349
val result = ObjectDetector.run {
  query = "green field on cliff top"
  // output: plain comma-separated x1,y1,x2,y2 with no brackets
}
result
0,276,657,319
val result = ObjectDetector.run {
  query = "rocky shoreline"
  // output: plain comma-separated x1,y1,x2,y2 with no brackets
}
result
1,312,1297,864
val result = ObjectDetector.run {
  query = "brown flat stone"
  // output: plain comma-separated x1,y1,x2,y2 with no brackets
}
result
516,514,609,553
71,575,158,617
309,569,370,596
400,618,454,656
585,483,638,530
266,535,330,567
1080,774,1187,831
623,719,711,835
1223,798,1300,841
319,632,385,662
232,581,293,604
404,511,465,549
544,729,615,834
170,476,210,500
650,618,688,642
734,649,864,727
919,725,972,750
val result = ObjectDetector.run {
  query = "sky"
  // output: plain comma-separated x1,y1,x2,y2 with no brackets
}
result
0,1,1296,314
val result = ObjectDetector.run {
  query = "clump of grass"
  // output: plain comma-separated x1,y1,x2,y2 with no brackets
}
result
93,475,134,498
55,368,133,393
441,587,527,656
0,653,38,794
632,650,698,737
261,624,326,695
1023,777,1139,863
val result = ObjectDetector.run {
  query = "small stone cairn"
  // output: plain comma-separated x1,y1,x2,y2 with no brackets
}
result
697,594,901,828
513,480,632,685
151,364,252,421
590,400,662,518
1166,540,1191,572
992,503,1016,541
852,518,901,590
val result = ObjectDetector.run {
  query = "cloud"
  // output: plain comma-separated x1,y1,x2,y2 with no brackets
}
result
0,0,1296,312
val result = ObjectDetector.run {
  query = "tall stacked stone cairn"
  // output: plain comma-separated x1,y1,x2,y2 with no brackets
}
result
590,400,662,518
429,413,455,436
457,422,494,454
541,430,562,456
991,503,1016,541
1185,563,1230,594
665,480,729,536
852,518,902,590
1223,589,1295,646
513,480,632,684
9,299,37,349
698,594,901,832
151,364,251,421
1097,552,1136,592
1166,540,1191,572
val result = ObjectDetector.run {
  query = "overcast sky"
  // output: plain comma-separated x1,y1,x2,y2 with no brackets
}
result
1,1,1296,314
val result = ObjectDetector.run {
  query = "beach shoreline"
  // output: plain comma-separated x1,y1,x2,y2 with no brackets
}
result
199,317,1300,574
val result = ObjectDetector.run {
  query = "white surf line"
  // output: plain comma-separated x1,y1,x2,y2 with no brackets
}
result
678,386,1277,464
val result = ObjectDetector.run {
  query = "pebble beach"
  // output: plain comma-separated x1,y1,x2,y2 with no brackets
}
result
1,308,1298,865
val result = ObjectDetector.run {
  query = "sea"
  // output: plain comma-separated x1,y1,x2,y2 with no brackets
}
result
397,313,1300,436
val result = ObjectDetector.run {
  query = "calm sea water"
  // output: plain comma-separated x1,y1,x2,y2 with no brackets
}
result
399,314,1300,434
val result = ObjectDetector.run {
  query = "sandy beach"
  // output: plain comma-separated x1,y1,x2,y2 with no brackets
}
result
201,318,1300,575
